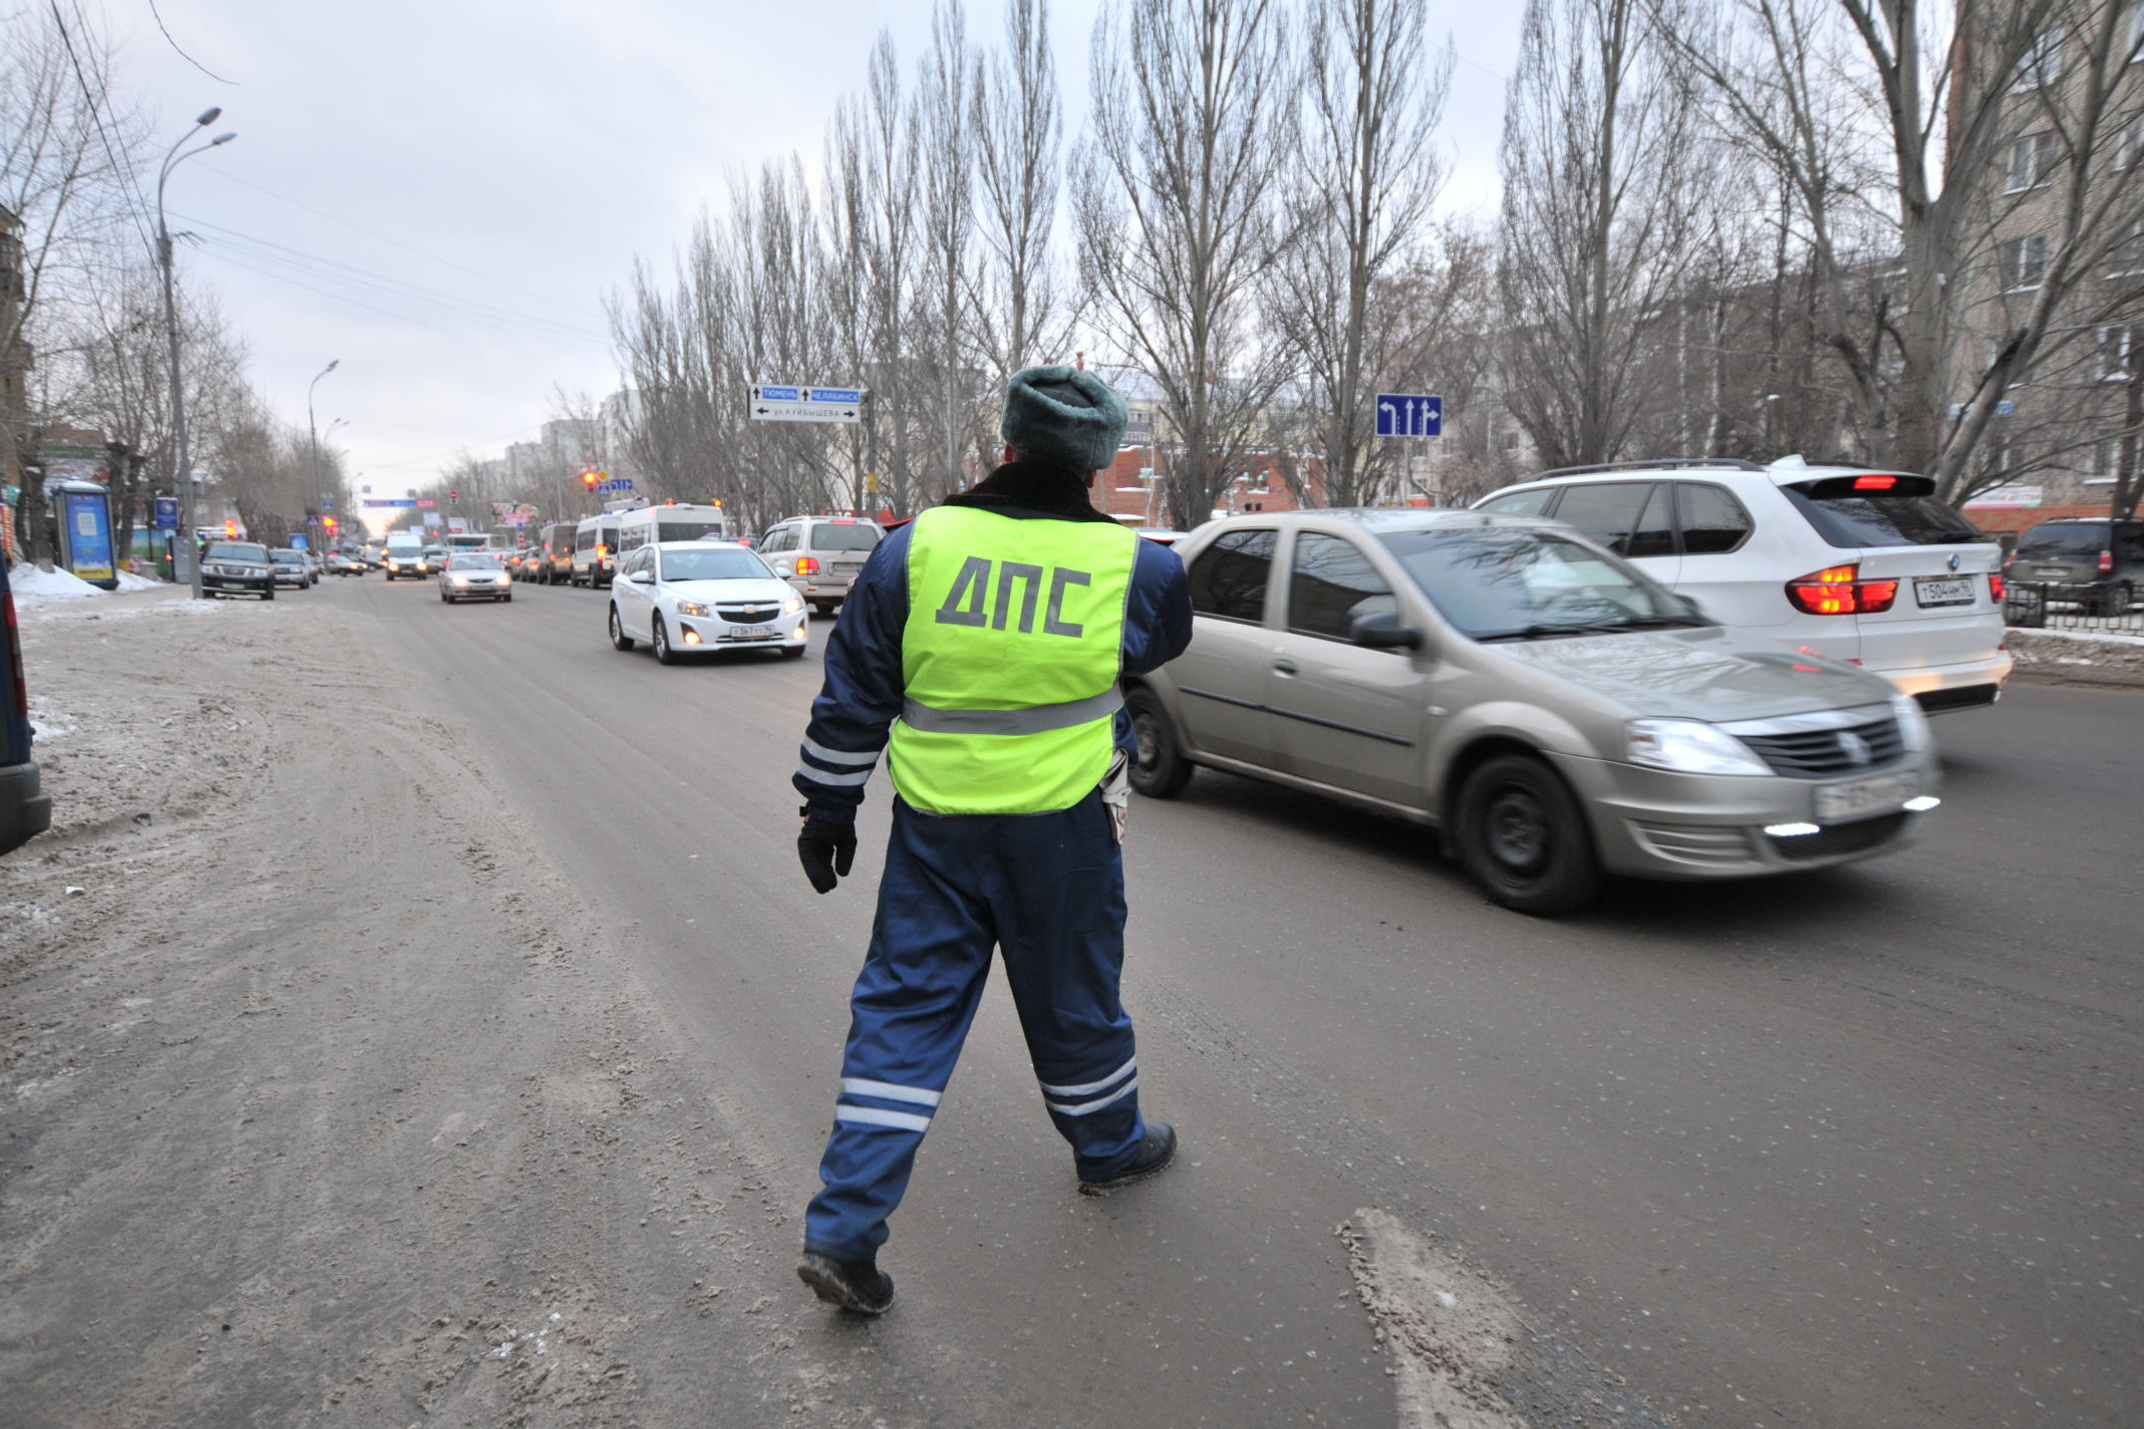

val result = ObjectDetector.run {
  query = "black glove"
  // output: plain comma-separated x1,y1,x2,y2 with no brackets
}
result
798,817,857,895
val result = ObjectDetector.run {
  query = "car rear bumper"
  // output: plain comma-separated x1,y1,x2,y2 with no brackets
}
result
1867,649,2013,710
1551,751,1938,881
0,760,52,855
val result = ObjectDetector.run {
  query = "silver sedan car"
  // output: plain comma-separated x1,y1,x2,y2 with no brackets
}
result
1127,509,1940,915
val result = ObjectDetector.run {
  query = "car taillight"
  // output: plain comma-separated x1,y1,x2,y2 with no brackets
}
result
596,545,607,559
2100,550,2115,573
1988,573,2005,602
796,557,820,575
1785,563,1897,615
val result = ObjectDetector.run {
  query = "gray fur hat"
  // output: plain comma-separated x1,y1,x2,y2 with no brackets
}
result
999,365,1128,473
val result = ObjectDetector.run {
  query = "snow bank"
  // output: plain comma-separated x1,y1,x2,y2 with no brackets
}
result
11,566,105,603
111,570,164,592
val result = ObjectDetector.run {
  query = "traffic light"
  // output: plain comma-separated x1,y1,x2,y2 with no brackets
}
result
323,517,337,535
581,469,600,489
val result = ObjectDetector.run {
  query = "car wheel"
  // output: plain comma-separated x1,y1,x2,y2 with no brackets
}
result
2005,587,2047,628
1125,686,1193,798
652,615,676,665
1456,753,1603,917
608,605,635,651
813,601,836,618
262,586,275,601
780,644,807,660
503,592,513,602
2106,583,2133,618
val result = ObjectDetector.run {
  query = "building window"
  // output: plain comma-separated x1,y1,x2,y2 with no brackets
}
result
2096,324,2144,380
2006,132,2056,191
2015,27,2065,91
1999,234,2048,291
2107,221,2144,277
2098,435,2125,475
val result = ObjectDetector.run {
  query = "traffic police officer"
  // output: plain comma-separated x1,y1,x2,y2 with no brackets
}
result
791,365,1193,1314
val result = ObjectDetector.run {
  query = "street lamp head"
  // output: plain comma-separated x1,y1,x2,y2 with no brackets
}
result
195,106,222,127
325,359,340,373
210,132,236,147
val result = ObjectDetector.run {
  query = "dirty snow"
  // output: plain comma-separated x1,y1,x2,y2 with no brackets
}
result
10,564,105,602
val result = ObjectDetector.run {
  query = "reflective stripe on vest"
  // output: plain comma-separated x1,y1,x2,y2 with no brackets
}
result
890,506,1139,815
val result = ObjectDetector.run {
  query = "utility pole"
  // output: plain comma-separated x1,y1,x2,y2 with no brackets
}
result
155,110,236,597
307,360,339,550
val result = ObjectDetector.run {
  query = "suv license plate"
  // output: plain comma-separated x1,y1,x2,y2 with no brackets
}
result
2033,566,2068,578
1913,576,1975,607
1814,771,1919,822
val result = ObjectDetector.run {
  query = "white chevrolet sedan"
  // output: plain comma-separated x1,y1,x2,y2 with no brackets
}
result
607,540,809,664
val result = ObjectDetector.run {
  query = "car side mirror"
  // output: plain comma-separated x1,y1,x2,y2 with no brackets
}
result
1677,594,1710,622
628,570,653,585
1350,610,1424,650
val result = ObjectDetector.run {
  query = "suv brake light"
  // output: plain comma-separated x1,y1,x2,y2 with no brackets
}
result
1988,573,2005,602
796,556,821,575
1786,563,1898,615
2100,550,2115,573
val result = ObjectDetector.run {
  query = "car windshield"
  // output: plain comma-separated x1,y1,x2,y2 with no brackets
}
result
810,523,881,552
2014,524,2109,558
448,554,503,569
1376,527,1696,641
1781,477,1984,548
207,542,266,562
659,548,769,582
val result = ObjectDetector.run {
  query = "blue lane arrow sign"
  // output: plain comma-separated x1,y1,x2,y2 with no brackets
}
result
1375,393,1443,438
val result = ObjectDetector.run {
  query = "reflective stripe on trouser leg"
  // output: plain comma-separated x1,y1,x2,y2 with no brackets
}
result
804,806,997,1263
989,790,1145,1177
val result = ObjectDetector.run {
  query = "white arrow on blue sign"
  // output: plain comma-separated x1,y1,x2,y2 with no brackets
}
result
1375,393,1442,438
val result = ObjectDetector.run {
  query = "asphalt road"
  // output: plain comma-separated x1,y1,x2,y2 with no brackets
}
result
333,570,2140,1427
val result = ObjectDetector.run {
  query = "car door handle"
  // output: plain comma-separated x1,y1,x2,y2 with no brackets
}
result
1273,659,1298,675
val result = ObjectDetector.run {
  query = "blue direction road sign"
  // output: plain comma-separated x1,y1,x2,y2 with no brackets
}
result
363,498,418,509
807,387,862,403
152,496,179,529
1375,393,1442,438
757,385,801,401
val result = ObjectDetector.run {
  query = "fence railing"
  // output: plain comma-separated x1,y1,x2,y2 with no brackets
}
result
2003,580,2144,636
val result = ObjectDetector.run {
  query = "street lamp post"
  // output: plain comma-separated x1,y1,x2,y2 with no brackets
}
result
156,108,235,598
307,360,339,549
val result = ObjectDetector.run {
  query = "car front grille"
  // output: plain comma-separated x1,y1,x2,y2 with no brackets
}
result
717,602,781,625
1766,812,1909,861
1628,822,1755,868
1737,716,1905,779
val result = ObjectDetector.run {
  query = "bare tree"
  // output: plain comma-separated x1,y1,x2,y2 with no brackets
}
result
1498,0,1702,470
913,1,987,502
973,0,1071,397
1266,0,1450,508
1079,0,1299,528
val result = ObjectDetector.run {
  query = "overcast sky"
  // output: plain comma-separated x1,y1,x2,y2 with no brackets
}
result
109,0,1523,498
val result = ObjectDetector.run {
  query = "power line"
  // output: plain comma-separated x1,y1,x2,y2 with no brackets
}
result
146,0,236,85
168,210,608,344
185,161,601,319
47,0,157,260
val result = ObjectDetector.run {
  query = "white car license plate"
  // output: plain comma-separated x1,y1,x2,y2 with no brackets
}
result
1814,771,1919,822
1913,576,1975,607
731,627,777,641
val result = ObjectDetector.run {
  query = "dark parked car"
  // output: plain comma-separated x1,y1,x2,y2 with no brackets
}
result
0,557,52,855
2005,518,2144,621
201,540,275,599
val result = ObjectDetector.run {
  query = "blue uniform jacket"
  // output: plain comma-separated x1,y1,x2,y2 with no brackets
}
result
793,465,1193,823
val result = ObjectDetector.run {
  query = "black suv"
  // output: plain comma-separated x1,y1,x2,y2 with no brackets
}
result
2005,519,2144,621
0,558,52,854
201,540,275,600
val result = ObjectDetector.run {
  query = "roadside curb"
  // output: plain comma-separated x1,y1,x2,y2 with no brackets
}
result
2003,627,2144,690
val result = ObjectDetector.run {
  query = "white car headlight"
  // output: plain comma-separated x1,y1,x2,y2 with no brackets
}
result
1625,718,1771,776
1889,694,1930,753
676,601,710,617
451,575,470,586
494,573,511,585
781,595,805,615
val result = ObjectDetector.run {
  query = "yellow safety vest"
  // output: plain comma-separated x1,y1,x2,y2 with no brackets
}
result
890,505,1139,815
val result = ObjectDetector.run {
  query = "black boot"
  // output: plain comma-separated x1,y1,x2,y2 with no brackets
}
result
1077,1120,1178,1196
798,1250,895,1315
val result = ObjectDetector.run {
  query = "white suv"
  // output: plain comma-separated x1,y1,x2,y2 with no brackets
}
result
755,515,885,616
1473,458,2011,713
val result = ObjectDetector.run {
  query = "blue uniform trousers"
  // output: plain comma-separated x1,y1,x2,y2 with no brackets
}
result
803,788,1146,1262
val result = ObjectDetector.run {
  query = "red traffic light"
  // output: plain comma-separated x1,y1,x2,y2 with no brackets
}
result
581,470,600,488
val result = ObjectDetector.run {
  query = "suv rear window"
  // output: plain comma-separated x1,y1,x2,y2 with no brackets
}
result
1781,475,1984,549
2014,523,2110,558
809,523,881,552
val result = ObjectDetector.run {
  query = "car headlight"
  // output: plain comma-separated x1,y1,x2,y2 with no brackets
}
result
451,575,469,586
676,601,710,617
1889,694,1930,753
494,574,511,585
781,595,805,615
1625,718,1772,776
